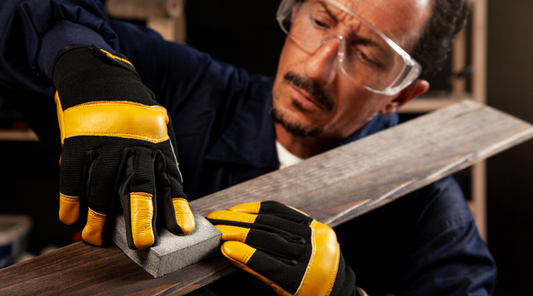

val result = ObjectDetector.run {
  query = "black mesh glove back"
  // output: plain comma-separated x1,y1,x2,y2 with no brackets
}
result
52,45,195,249
207,201,366,296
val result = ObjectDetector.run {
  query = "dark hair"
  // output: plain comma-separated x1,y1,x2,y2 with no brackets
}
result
411,0,471,79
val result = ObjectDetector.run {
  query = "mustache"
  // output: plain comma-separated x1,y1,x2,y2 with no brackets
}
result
284,71,334,112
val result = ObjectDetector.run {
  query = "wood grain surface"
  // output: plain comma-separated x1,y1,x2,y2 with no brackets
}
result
1,100,531,295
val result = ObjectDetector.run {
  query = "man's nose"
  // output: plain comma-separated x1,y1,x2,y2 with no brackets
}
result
304,37,340,85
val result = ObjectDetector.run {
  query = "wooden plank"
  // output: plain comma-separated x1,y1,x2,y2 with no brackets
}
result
1,100,531,295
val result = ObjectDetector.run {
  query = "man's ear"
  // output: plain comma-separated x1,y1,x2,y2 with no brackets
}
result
379,79,430,115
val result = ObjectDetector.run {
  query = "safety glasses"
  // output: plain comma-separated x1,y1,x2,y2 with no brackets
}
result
276,0,421,96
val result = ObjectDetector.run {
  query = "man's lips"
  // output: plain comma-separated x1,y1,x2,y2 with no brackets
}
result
289,84,325,111
282,71,334,112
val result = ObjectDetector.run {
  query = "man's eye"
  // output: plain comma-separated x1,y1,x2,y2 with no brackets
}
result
312,18,329,28
359,52,374,64
350,46,382,68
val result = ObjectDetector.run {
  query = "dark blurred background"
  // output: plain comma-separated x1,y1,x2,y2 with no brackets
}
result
1,0,531,294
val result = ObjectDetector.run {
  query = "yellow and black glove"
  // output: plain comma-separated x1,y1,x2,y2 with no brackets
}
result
52,44,195,249
207,201,366,296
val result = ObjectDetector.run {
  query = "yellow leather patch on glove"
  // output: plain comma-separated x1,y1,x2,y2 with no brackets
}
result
82,208,107,246
55,92,169,144
172,197,196,235
221,241,256,265
206,210,258,223
296,220,340,296
130,192,155,249
59,193,80,225
227,202,262,214
215,225,251,242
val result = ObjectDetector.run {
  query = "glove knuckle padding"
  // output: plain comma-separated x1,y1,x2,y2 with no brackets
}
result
52,45,193,249
210,201,342,296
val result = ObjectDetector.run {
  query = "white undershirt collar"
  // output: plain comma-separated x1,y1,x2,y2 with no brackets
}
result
276,140,304,169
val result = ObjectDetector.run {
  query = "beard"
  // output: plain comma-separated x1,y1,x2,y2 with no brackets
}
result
270,71,334,138
270,104,323,138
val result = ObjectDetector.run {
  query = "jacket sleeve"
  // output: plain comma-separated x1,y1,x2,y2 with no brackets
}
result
395,177,497,296
0,0,119,152
0,0,119,86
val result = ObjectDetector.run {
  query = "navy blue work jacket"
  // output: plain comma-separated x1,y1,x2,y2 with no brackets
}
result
0,1,496,295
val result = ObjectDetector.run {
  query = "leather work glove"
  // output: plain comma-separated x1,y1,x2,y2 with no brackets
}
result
207,201,366,296
52,45,195,249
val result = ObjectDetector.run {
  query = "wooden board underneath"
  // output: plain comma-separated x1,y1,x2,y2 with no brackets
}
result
0,242,236,295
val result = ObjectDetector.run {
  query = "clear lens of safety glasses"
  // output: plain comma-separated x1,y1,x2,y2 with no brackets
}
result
276,0,421,96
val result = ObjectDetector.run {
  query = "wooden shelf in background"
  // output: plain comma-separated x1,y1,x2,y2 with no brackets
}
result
0,129,38,141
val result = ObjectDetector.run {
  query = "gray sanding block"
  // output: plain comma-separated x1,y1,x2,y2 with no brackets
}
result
113,209,222,278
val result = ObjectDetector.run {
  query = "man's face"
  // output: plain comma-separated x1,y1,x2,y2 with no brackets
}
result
272,0,432,139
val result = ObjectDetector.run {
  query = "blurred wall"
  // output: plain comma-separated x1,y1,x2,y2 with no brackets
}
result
486,0,533,294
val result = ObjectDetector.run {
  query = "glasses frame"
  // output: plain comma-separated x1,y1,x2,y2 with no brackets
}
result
276,0,422,96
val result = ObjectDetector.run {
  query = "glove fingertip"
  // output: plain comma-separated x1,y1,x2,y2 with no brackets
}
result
172,197,195,235
221,241,256,265
130,232,156,250
59,193,80,225
129,192,156,249
205,210,226,220
228,202,261,214
206,210,257,223
215,225,250,242
81,208,107,246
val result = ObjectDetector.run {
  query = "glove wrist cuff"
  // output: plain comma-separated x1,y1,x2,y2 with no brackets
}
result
52,44,138,89
52,44,158,110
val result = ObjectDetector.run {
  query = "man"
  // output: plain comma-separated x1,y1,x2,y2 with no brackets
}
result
0,0,495,295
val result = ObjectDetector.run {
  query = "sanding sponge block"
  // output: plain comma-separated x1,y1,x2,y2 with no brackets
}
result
113,209,222,278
